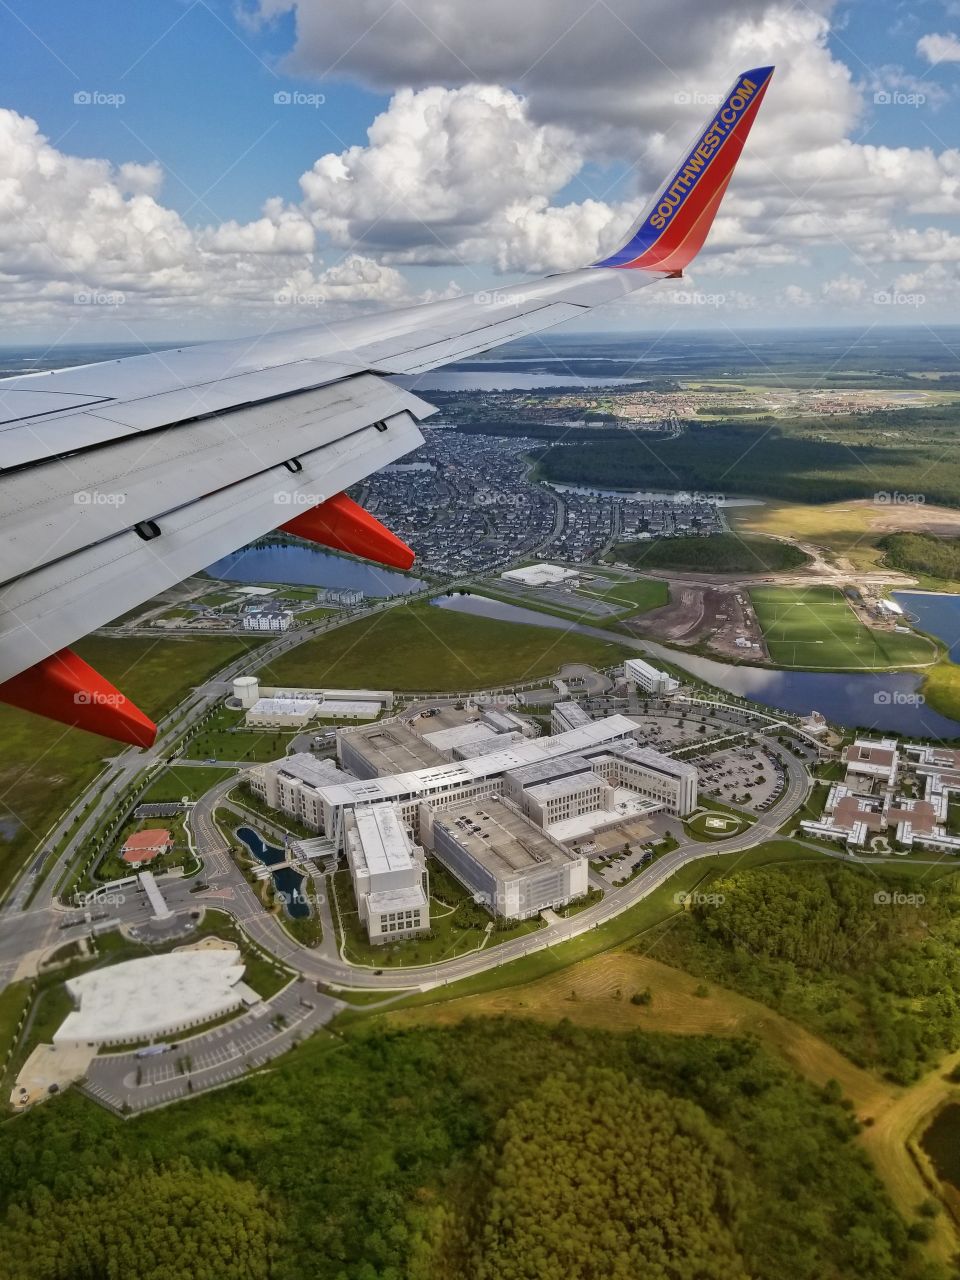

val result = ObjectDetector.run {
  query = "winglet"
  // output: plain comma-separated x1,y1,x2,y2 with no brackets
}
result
0,648,157,747
280,492,415,571
594,66,774,272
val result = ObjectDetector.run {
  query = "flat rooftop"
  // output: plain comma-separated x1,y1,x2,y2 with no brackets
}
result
319,715,640,808
343,723,446,774
434,797,579,880
348,803,418,876
55,951,256,1044
272,753,347,789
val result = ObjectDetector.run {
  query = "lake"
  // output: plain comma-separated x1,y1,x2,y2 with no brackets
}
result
236,825,310,919
894,591,960,660
207,544,427,596
433,592,960,737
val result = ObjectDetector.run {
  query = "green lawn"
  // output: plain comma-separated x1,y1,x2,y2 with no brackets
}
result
259,602,631,692
577,576,669,614
139,765,239,804
0,635,265,900
751,586,938,670
181,705,302,763
684,810,751,841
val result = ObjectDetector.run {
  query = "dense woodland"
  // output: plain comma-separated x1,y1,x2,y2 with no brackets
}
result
879,531,960,581
0,1019,946,1279
613,532,808,574
532,409,960,506
650,864,960,1083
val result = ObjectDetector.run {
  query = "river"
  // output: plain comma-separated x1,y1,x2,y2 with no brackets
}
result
433,592,960,737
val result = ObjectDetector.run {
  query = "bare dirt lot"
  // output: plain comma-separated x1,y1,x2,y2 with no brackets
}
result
626,583,767,660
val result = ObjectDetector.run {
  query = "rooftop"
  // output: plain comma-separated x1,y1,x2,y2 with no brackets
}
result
434,797,580,879
55,951,256,1044
348,803,419,877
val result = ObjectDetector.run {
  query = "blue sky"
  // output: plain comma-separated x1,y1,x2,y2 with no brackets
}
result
3,0,960,339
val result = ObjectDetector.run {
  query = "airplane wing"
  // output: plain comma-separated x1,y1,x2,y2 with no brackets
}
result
0,66,773,745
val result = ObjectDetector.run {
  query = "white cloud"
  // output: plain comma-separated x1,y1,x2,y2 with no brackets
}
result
917,32,960,63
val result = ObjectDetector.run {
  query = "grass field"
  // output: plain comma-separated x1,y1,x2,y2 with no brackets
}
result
920,661,960,722
576,576,669,613
0,634,262,900
684,810,751,840
612,532,809,575
751,585,938,669
259,602,631,692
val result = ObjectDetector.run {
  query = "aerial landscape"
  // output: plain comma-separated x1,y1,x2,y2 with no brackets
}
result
6,2,960,1279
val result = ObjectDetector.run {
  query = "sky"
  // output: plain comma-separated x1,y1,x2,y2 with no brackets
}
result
3,0,960,341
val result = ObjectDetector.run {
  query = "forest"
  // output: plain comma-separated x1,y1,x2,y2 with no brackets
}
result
649,863,960,1083
535,409,960,507
879,532,960,581
613,532,808,573
0,1018,946,1280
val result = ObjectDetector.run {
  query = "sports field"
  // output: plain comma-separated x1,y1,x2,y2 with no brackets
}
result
751,586,938,669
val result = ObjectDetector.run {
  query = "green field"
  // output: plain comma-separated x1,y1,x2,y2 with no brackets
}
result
259,602,631,691
577,575,669,612
613,533,809,575
0,634,263,899
751,586,938,669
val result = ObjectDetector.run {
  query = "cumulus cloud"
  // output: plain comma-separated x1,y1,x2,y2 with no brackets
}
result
917,32,960,64
0,109,418,332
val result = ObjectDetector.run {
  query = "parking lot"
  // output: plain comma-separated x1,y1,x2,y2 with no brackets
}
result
687,743,785,812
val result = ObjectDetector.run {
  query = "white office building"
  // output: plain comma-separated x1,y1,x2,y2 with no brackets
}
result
343,803,430,944
242,609,293,633
422,795,588,920
624,657,680,697
317,715,643,850
246,753,348,833
551,701,592,734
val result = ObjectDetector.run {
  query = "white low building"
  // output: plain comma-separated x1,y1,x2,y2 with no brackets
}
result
551,701,592,734
845,738,899,787
246,696,320,728
242,609,292,633
624,657,680,697
343,803,430,944
54,950,258,1046
500,563,580,589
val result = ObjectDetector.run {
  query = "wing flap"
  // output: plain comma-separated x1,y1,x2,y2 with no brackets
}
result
0,408,425,683
0,374,433,586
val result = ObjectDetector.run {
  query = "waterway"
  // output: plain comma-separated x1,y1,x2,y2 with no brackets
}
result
206,545,427,596
235,826,310,919
894,591,960,660
433,591,960,737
